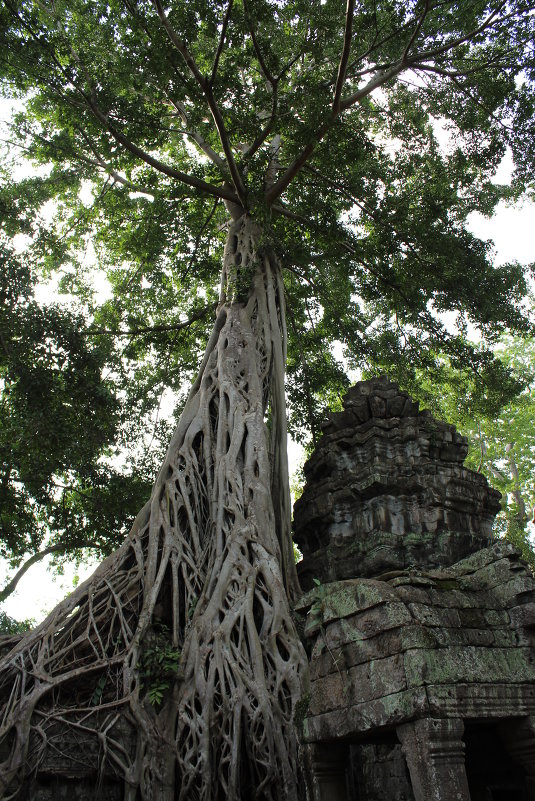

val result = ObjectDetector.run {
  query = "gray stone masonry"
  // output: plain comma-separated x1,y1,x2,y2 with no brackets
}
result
293,376,501,590
296,378,535,801
297,541,535,743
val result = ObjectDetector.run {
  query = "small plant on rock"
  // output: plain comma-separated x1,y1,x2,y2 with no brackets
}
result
137,624,182,707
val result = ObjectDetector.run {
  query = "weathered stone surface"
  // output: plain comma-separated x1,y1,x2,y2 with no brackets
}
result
458,537,521,566
297,380,535,801
404,645,535,687
431,627,496,648
308,653,406,716
301,539,535,789
398,718,470,801
294,377,501,588
487,574,535,606
304,688,430,740
509,602,535,628
425,682,535,718
348,743,413,801
314,603,413,647
406,602,461,628
310,631,403,679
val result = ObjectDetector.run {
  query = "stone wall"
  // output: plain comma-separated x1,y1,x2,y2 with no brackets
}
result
298,541,535,744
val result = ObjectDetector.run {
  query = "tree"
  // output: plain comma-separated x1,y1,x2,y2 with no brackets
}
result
0,220,158,604
395,333,535,570
1,1,535,799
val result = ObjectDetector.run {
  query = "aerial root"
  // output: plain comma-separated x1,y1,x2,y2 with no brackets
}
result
0,215,309,801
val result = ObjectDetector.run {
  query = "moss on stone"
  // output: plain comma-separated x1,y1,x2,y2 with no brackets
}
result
293,692,312,735
433,579,460,591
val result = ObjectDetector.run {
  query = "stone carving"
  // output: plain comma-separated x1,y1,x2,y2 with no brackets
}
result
14,715,135,800
295,378,535,801
293,376,501,589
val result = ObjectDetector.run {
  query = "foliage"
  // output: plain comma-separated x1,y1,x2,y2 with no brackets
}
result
136,624,182,706
403,333,535,567
0,231,156,603
0,610,32,635
502,515,535,573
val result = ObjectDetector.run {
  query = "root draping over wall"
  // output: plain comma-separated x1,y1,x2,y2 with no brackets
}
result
0,215,309,801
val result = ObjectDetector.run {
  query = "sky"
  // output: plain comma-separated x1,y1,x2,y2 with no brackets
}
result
1,99,534,624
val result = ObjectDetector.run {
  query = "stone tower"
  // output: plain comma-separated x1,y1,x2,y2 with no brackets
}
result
294,375,501,588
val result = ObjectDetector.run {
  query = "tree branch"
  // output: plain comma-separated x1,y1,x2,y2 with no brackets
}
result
264,118,332,205
210,0,234,87
265,54,408,205
332,0,356,116
397,0,509,71
242,0,276,85
244,83,278,160
7,0,241,205
85,303,217,338
240,0,284,160
487,463,507,482
401,0,430,64
341,1,510,111
476,421,486,473
301,163,426,266
86,94,238,204
151,0,247,206
76,128,156,195
346,17,411,78
266,1,512,205
417,71,514,134
166,98,228,173
0,543,91,603
338,59,407,112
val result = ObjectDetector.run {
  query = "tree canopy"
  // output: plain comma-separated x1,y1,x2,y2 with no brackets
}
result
1,0,534,603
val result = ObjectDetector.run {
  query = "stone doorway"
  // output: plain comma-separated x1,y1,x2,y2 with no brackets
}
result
310,717,535,801
464,722,529,801
348,738,413,801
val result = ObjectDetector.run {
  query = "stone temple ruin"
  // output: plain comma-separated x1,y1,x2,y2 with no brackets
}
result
293,376,535,801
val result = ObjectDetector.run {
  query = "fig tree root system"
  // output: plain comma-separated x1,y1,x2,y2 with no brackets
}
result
0,215,309,801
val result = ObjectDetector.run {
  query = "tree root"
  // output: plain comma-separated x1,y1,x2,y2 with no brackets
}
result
0,215,309,801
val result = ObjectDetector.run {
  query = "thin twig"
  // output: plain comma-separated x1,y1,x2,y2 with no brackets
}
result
242,0,276,85
401,0,430,64
85,303,217,338
152,0,247,206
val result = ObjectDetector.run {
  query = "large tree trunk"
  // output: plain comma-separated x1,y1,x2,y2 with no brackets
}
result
0,215,309,801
